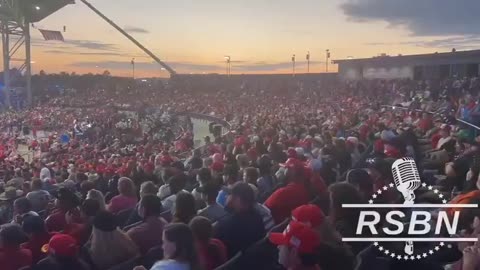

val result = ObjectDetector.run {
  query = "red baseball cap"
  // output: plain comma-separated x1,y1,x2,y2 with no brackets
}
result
292,204,325,227
42,234,78,257
269,221,320,254
160,155,173,166
287,148,298,159
279,158,304,171
210,161,224,172
144,162,155,172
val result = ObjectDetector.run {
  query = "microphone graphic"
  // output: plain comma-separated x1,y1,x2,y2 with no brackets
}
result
391,157,422,255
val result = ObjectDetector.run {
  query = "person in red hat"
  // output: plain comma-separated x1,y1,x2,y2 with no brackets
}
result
287,148,298,159
35,234,90,270
142,162,160,185
265,158,311,224
269,221,321,270
292,204,324,228
291,204,343,248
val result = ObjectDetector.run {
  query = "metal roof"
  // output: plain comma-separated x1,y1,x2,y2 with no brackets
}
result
333,49,480,65
0,0,72,23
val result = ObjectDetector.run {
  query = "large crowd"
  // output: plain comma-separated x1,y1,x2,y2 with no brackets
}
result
0,74,480,270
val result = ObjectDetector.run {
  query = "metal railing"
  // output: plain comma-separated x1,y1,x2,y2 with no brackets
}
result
381,104,480,135
175,112,233,159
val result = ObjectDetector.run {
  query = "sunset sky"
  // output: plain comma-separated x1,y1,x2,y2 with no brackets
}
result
10,0,480,77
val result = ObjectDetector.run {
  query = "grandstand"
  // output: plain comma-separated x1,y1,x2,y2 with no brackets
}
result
334,49,480,80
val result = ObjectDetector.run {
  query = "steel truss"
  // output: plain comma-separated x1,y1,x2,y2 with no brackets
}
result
0,0,32,108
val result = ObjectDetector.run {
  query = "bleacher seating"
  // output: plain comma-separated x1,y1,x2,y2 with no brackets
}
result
106,256,141,270
160,210,172,223
213,251,242,270
116,208,135,228
235,235,281,270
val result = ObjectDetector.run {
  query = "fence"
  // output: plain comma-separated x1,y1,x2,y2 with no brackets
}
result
174,112,232,159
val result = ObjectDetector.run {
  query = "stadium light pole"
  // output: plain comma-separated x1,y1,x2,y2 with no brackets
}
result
224,56,231,76
131,58,135,79
326,49,330,72
292,54,296,76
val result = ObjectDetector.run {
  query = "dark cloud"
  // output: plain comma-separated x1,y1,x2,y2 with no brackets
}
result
123,26,150,34
67,40,117,50
340,0,480,36
43,49,148,58
32,38,118,51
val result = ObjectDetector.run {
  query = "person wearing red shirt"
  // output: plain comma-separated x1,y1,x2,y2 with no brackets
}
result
21,215,56,264
265,158,311,224
418,112,433,134
0,224,32,270
305,159,327,196
189,216,227,270
107,177,138,214
64,199,101,246
45,188,81,232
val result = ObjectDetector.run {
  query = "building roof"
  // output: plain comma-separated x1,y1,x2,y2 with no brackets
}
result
333,49,480,66
0,0,72,23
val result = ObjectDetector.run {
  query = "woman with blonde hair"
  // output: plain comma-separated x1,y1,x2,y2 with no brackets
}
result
89,210,139,269
86,189,106,210
107,177,138,213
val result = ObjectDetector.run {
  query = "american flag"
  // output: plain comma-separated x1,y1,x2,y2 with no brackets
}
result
39,29,64,41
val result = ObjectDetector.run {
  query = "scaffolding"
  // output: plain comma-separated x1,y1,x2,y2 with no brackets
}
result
0,0,176,109
0,0,32,107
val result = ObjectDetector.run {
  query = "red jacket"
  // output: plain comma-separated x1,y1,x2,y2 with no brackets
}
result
0,247,32,270
21,232,56,263
196,239,228,270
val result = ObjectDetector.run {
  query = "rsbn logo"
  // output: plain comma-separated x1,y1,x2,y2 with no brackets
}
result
342,157,478,260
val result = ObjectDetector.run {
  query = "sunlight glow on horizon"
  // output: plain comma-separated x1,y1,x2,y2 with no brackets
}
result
1,0,475,78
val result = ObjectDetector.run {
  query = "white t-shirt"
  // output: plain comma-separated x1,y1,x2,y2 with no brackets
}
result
151,260,190,270
437,136,452,150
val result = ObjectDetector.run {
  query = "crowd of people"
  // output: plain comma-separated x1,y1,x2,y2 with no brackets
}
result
0,74,480,270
